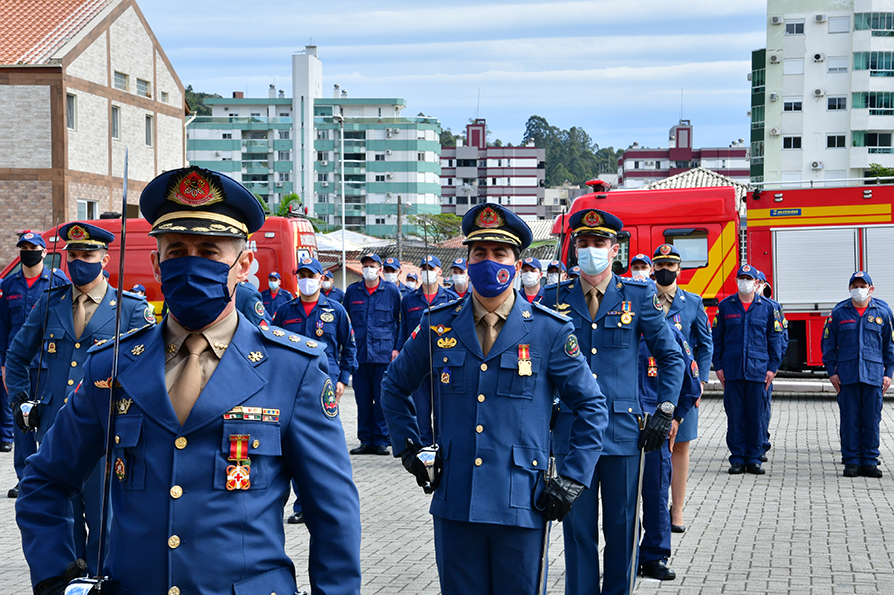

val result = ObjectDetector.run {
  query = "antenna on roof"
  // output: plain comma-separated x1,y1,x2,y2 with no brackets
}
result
680,89,684,122
476,88,480,119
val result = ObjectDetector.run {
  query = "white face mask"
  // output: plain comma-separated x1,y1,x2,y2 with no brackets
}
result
268,280,280,292
362,267,379,282
298,278,320,296
383,272,399,284
737,279,755,295
631,269,649,281
577,247,611,276
322,280,333,290
850,287,871,303
546,273,559,285
421,271,439,287
521,271,541,288
405,281,417,291
452,274,468,287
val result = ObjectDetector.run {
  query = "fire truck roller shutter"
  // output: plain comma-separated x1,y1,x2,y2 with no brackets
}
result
773,227,858,310
863,226,894,306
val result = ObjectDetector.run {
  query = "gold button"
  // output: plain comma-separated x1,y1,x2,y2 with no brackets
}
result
170,485,183,499
591,348,597,354
476,425,483,433
443,357,448,363
617,322,622,327
168,588,180,595
168,535,180,549
475,458,482,466
591,323,597,329
478,394,485,402
175,437,187,449
252,439,260,448
533,460,538,466
68,379,74,386
593,373,598,379
480,363,487,372
71,361,77,367
628,408,633,413
64,397,68,403
115,435,120,444
74,342,80,349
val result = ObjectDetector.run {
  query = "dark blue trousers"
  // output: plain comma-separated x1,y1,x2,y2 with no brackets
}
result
0,381,13,442
353,363,389,447
838,382,883,466
724,380,765,465
762,384,773,454
433,517,545,595
70,459,104,575
563,454,639,595
639,440,672,563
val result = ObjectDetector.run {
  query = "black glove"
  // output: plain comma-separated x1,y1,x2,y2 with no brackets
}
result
401,437,442,493
537,475,585,522
638,405,674,453
34,559,87,595
11,391,40,433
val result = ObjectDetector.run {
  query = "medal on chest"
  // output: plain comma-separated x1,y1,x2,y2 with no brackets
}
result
518,344,532,376
316,319,325,337
114,457,126,481
647,357,658,378
673,314,682,330
226,434,252,490
621,301,634,325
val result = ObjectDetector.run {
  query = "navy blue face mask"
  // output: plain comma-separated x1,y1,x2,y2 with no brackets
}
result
160,254,238,331
468,259,517,298
68,258,104,287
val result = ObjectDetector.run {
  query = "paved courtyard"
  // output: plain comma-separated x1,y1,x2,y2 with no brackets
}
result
1,390,893,594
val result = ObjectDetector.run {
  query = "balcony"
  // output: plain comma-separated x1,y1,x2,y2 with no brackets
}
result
242,139,270,150
191,117,292,125
242,182,270,192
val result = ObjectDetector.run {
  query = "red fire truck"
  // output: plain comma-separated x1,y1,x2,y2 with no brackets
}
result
553,180,894,369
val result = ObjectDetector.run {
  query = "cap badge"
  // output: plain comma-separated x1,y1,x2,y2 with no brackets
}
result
477,206,503,229
68,225,89,241
742,265,751,272
659,244,672,255
855,271,864,277
582,211,603,227
23,233,33,240
302,258,312,264
455,258,462,264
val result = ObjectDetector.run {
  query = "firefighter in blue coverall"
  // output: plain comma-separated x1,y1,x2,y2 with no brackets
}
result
822,271,894,478
383,257,412,297
544,209,684,595
273,256,357,523
712,264,784,475
382,202,608,595
261,271,293,315
396,255,457,445
520,256,545,303
321,270,346,304
755,269,788,463
0,232,70,498
344,253,401,455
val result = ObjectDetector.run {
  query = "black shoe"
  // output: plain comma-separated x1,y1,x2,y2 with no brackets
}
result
728,464,745,475
860,465,883,478
0,442,12,453
671,524,685,533
746,464,765,475
843,464,860,477
760,454,768,463
350,443,375,455
639,559,676,581
287,511,305,524
7,482,18,498
374,444,390,456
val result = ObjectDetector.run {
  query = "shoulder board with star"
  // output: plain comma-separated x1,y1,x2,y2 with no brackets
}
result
87,323,156,354
428,298,464,314
260,326,326,356
47,283,71,294
118,291,146,303
531,300,571,321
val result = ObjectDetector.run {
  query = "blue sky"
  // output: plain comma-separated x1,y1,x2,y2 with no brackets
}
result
141,0,767,151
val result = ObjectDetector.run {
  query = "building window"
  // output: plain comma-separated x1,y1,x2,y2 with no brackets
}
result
751,105,764,129
317,152,327,161
113,71,128,91
136,78,151,97
66,94,76,130
853,131,893,152
278,151,290,160
279,113,289,117
828,96,847,110
854,52,894,76
447,178,452,185
145,115,153,147
375,154,385,161
827,135,847,148
278,131,290,139
375,174,385,182
783,136,802,149
751,140,764,165
111,106,120,139
827,57,849,74
279,173,290,182
317,173,327,182
785,20,804,35
161,91,169,103
855,13,894,36
783,97,802,112
418,152,425,161
491,178,497,186
783,59,804,75
316,130,327,140
828,16,850,33
853,91,894,115
751,68,765,94
251,112,261,117
222,132,232,139
77,200,98,220
375,217,385,225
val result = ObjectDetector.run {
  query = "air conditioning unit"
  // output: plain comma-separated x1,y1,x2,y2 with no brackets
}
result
771,15,783,25
747,73,753,81
769,55,780,64
386,150,392,155
275,182,283,187
814,53,825,62
814,88,825,97
386,130,392,138
769,128,781,136
214,151,221,156
816,14,827,23
321,160,328,166
386,173,393,179
811,161,823,170
769,93,778,102
386,192,393,198
321,181,329,187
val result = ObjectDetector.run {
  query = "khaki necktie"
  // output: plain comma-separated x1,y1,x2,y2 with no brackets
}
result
586,288,601,320
169,333,209,425
481,312,500,357
73,293,89,339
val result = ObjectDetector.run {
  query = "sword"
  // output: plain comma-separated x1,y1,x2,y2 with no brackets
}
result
415,216,440,492
629,412,649,594
535,455,557,595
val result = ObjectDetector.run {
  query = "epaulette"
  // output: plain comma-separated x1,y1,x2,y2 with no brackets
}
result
532,300,570,321
625,276,650,284
118,291,146,302
831,299,852,312
87,323,155,354
260,326,326,356
430,297,464,314
48,283,70,293
544,278,574,291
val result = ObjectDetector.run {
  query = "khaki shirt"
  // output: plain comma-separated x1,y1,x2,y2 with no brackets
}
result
163,309,238,393
472,291,516,351
72,278,108,330
579,275,612,317
657,285,677,314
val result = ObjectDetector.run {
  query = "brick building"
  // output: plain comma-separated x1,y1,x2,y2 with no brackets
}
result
0,0,185,263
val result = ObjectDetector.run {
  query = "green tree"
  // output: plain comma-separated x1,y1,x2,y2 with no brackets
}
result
440,128,461,147
185,84,222,116
522,115,621,186
868,163,894,183
409,213,462,243
274,193,302,217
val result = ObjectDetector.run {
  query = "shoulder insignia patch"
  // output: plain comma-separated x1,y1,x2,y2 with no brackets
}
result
682,340,692,356
774,320,782,332
653,295,662,310
321,378,338,419
143,305,156,324
690,360,700,378
254,301,266,317
824,325,830,339
712,316,718,328
411,324,421,340
564,334,581,358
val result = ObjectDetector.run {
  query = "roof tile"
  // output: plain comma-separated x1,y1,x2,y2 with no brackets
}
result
0,0,112,65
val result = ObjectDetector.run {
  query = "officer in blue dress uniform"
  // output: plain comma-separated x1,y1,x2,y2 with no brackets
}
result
261,272,293,315
520,256,545,303
712,264,784,475
16,166,361,595
7,222,150,574
382,203,608,595
822,271,894,478
0,231,70,498
754,269,788,463
543,208,683,595
449,257,470,298
344,253,401,455
396,255,457,445
236,281,271,326
321,270,346,304
383,256,411,297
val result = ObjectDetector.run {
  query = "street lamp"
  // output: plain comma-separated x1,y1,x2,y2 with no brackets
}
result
333,114,346,289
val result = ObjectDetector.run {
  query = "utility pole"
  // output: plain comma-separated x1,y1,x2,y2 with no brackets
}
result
396,194,402,260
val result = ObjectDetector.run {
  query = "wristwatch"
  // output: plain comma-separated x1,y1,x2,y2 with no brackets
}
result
657,401,675,416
